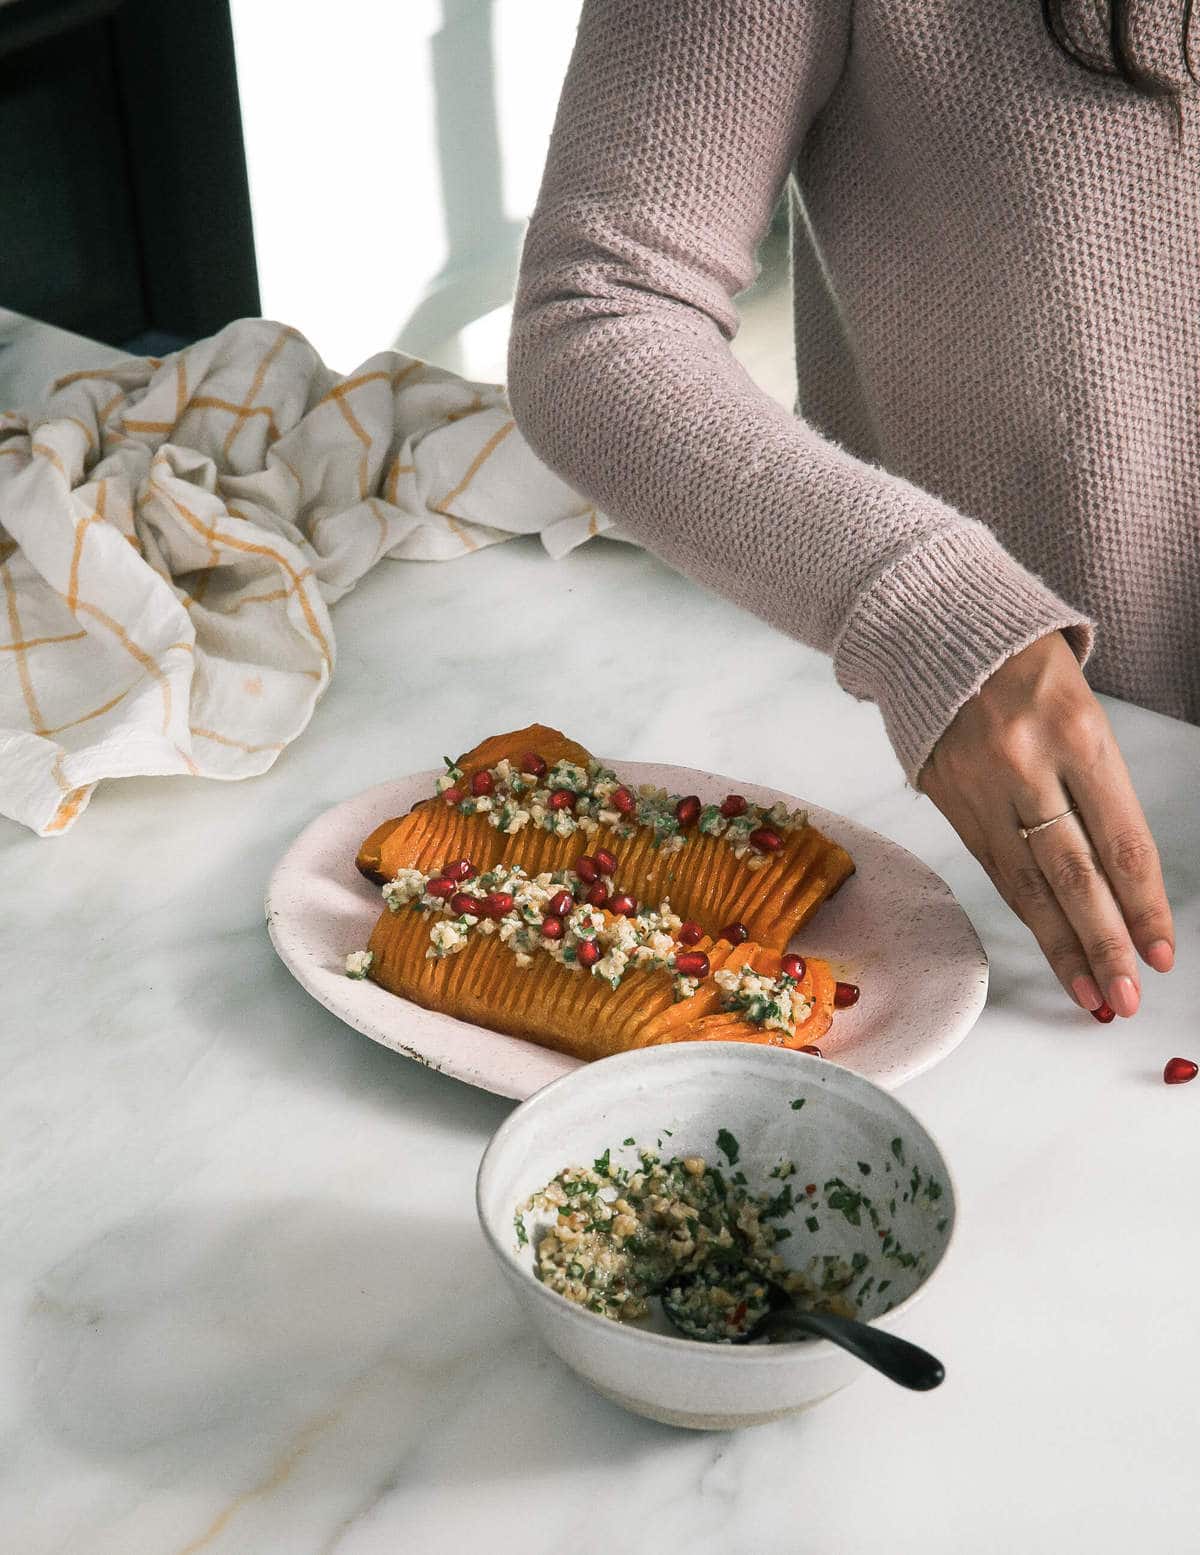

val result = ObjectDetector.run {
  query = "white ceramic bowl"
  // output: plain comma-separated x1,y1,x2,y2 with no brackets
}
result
477,1044,956,1430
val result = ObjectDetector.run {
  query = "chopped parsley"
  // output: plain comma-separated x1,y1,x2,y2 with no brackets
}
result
716,1127,740,1166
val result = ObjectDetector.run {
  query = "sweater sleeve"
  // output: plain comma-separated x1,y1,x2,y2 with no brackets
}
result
505,0,1095,785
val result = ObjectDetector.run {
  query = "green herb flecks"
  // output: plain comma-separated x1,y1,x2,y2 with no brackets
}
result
716,1127,740,1166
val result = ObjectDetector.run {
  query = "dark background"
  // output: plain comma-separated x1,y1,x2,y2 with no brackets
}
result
0,0,260,353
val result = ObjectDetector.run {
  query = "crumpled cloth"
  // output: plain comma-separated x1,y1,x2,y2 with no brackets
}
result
0,317,620,836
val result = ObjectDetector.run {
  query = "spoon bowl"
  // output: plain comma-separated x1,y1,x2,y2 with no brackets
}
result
661,1272,945,1391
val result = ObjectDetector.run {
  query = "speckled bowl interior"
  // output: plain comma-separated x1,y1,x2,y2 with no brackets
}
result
477,1043,956,1430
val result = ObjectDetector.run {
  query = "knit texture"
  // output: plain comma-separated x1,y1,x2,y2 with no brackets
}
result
506,0,1200,783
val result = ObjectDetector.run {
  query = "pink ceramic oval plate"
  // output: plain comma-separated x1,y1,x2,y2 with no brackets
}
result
266,763,989,1098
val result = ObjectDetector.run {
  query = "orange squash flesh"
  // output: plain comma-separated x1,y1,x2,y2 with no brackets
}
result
366,907,838,1064
358,725,855,947
360,718,858,939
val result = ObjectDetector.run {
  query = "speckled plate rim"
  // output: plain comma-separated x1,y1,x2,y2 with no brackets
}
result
265,762,989,1099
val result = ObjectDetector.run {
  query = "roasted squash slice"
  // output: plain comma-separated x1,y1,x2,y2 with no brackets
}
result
357,724,854,949
366,904,839,1064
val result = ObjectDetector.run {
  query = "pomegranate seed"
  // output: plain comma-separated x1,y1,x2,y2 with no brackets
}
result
720,921,749,945
442,787,463,806
548,788,576,811
608,893,638,917
425,878,457,900
442,858,476,883
1090,1001,1116,1023
780,953,807,981
720,793,748,818
675,795,701,828
548,889,574,919
1164,1056,1198,1085
594,848,618,876
450,892,480,916
678,921,704,945
834,981,860,1008
730,1300,748,1326
482,891,515,918
749,827,783,853
541,915,565,941
674,950,711,978
805,1184,817,1196
574,854,599,883
610,786,636,814
586,882,609,908
799,1044,823,1057
520,752,547,778
577,939,601,968
470,770,494,796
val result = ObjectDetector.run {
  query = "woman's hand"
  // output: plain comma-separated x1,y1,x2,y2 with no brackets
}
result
917,631,1174,1017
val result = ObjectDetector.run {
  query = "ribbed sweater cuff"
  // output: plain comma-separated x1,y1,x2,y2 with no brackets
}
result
833,525,1096,787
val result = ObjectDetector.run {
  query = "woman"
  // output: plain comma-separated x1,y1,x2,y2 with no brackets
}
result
506,0,1189,1021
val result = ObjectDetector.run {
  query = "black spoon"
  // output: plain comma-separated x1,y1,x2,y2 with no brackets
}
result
661,1272,945,1392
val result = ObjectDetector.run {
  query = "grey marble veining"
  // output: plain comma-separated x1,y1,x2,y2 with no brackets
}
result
2,315,1198,1553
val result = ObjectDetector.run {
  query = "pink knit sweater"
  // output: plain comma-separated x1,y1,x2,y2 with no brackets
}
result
506,0,1200,784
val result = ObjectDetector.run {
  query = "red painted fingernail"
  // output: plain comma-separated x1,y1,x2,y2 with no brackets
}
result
1071,975,1103,1011
1090,1001,1116,1023
1108,976,1139,1018
1146,940,1175,973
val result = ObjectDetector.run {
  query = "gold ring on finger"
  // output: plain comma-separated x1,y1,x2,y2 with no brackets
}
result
1017,803,1080,841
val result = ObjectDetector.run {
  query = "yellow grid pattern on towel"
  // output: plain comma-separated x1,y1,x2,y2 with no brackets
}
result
0,316,609,836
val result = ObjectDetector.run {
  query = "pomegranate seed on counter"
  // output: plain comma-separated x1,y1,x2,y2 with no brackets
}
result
677,921,704,946
749,827,782,853
719,921,749,945
780,953,807,980
1090,1001,1116,1024
720,793,748,818
577,939,602,968
470,770,494,796
1164,1057,1198,1085
593,848,618,876
586,883,609,908
425,878,457,900
442,786,463,806
481,892,515,918
610,786,636,814
834,981,860,1008
541,916,565,941
608,893,638,917
442,858,476,882
799,1045,823,1057
548,788,576,812
674,950,711,979
548,890,574,919
449,892,480,916
675,795,701,828
520,752,547,778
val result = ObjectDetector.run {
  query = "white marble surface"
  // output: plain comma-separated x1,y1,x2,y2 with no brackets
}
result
3,309,1199,1553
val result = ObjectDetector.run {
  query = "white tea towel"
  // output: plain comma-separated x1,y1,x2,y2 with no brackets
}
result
0,317,622,836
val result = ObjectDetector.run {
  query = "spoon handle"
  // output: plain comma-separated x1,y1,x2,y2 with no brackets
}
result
766,1309,945,1391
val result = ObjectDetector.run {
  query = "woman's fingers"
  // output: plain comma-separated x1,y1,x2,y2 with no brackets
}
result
921,768,1099,1010
1063,721,1175,976
1007,802,1140,1015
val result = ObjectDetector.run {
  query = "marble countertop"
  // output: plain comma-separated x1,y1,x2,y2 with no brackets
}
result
3,309,1199,1554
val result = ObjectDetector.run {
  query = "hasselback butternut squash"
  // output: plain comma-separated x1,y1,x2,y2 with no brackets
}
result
357,860,843,1064
356,724,854,950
